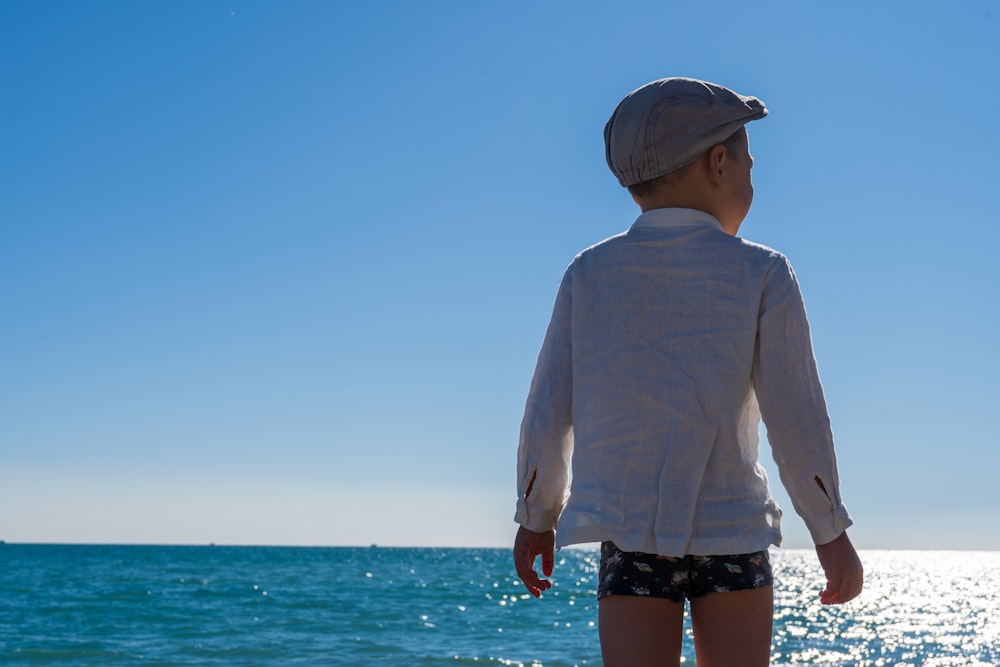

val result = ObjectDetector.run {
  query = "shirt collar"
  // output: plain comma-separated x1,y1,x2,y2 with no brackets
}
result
631,208,723,232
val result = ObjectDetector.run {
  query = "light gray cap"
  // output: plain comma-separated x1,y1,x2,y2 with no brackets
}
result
604,77,767,187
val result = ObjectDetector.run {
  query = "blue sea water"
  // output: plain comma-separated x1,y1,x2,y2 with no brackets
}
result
1,544,997,666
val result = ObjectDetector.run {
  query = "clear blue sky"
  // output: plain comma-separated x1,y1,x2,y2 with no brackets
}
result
2,1,997,550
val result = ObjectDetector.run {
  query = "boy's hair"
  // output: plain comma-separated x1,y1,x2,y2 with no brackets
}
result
626,128,744,201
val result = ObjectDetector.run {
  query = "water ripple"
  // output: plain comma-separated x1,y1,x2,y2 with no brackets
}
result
1,544,996,665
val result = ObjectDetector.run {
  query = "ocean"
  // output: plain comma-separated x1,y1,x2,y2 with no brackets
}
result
1,544,997,666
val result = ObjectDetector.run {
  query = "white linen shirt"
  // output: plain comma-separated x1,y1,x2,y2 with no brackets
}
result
515,208,853,556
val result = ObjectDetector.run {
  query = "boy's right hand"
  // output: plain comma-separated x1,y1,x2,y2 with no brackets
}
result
513,525,555,598
815,531,864,604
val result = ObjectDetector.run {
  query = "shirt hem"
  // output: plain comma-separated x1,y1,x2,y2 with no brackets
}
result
556,524,782,557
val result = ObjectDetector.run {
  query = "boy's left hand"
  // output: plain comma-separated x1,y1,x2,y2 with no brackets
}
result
513,525,555,598
815,531,864,604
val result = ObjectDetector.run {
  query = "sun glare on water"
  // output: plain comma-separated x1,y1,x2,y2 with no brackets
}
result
771,550,1000,666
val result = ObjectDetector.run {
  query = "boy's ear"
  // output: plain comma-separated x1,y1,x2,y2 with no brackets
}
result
707,144,728,186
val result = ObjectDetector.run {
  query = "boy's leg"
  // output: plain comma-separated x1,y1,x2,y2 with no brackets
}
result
689,586,773,667
598,595,685,667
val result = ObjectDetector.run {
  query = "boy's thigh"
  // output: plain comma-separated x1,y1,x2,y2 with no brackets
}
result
598,595,685,667
689,586,774,667
597,544,775,666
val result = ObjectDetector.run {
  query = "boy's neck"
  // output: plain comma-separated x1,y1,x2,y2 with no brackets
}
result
632,138,750,236
636,199,743,236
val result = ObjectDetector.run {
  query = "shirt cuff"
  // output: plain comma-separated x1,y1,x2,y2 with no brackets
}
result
805,504,854,545
514,498,560,533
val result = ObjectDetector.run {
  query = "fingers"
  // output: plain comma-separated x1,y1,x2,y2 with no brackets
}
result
521,547,553,596
542,547,555,577
514,544,549,597
515,552,551,597
815,531,864,605
818,581,839,605
513,526,555,598
524,573,551,597
818,572,840,604
819,568,863,605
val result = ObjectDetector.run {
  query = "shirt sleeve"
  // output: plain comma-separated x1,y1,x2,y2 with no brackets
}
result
753,256,854,545
514,268,575,533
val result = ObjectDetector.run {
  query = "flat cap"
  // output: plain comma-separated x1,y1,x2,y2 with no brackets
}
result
604,77,767,187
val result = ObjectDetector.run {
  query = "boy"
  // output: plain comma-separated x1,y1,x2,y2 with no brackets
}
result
513,78,863,667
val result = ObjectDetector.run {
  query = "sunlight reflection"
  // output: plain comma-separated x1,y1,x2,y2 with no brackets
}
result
771,550,1000,666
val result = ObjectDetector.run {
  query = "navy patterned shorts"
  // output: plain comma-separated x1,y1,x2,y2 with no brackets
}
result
597,542,773,602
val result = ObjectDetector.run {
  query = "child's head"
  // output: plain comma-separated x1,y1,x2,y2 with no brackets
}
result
604,78,767,233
